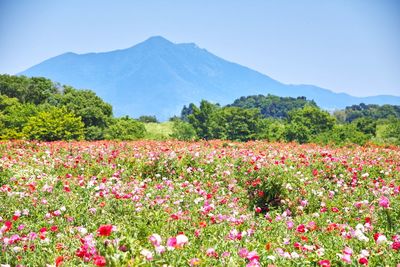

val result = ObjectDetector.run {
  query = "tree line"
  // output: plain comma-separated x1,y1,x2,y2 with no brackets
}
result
1,74,399,145
174,96,400,145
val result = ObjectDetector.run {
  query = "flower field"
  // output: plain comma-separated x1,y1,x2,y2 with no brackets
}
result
0,141,399,266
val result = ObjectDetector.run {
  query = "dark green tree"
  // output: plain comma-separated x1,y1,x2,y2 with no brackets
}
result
58,86,113,140
188,100,220,140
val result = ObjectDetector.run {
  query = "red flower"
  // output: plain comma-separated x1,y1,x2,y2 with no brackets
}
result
93,255,106,266
392,241,400,251
296,224,306,233
97,224,113,236
331,207,339,213
359,257,368,265
318,259,331,267
4,221,12,232
55,256,64,267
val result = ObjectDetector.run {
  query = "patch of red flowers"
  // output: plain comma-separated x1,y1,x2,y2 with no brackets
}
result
97,224,113,236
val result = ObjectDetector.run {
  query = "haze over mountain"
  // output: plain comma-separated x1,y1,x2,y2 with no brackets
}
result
20,36,400,120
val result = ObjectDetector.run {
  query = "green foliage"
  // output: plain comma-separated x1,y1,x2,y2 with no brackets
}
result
137,115,158,123
0,95,41,140
229,94,317,119
314,124,371,146
22,107,84,141
188,100,220,140
104,117,146,140
340,103,400,122
247,167,288,212
256,118,286,141
58,86,113,139
352,117,377,136
0,74,59,104
180,103,197,121
187,101,264,141
381,118,400,145
170,119,197,141
285,105,335,143
211,107,262,141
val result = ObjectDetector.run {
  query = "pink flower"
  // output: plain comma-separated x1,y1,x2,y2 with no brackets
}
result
318,260,331,267
149,234,162,246
166,237,177,250
246,251,259,261
343,247,353,255
379,196,390,208
340,253,352,264
286,221,294,229
238,248,249,258
189,258,200,266
206,248,218,258
140,249,153,260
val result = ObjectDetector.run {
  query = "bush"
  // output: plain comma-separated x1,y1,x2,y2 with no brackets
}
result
170,119,197,141
104,117,146,140
22,107,84,141
314,124,371,146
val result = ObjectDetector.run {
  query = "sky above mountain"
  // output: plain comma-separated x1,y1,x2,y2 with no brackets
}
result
0,0,399,97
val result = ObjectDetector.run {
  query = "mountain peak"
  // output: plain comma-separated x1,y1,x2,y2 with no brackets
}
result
19,37,400,120
142,36,173,45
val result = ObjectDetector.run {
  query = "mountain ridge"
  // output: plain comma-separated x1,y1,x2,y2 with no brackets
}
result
19,36,400,120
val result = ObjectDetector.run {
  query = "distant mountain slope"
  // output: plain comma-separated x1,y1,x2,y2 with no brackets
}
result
19,36,400,120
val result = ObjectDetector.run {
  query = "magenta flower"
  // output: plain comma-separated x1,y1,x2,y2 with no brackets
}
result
379,196,390,208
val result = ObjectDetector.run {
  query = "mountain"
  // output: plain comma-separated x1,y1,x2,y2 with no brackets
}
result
19,36,400,120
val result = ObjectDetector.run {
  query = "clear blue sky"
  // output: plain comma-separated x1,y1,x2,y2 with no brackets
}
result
0,0,399,96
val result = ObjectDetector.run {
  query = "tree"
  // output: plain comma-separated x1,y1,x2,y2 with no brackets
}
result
181,103,196,122
0,74,59,104
22,107,84,141
229,94,318,119
137,115,158,123
256,118,286,142
211,107,262,141
285,105,335,143
104,117,146,140
188,100,220,140
352,117,377,136
58,86,113,140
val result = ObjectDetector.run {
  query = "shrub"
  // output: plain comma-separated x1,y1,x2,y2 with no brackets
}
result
22,107,84,141
104,116,146,140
